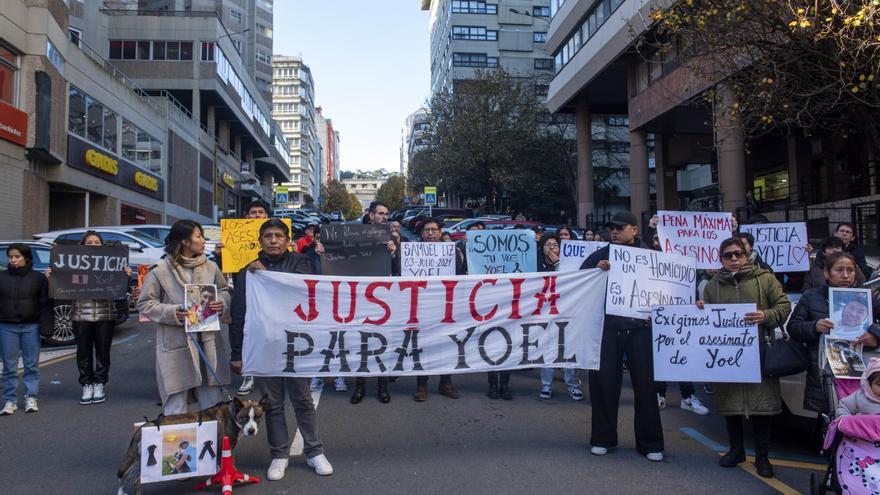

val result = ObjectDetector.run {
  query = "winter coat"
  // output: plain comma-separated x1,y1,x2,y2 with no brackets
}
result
0,264,50,326
72,299,117,322
580,238,652,331
703,266,792,416
816,242,871,279
837,358,880,417
230,250,313,362
137,255,231,404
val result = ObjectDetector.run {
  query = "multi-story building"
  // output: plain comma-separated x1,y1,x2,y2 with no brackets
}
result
315,107,341,184
0,0,289,238
272,55,319,206
343,177,388,211
400,107,430,176
421,0,555,94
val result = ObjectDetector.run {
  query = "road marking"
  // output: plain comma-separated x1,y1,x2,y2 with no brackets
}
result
38,333,140,369
289,385,323,456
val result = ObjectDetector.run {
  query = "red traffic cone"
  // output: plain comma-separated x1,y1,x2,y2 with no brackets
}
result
195,435,260,494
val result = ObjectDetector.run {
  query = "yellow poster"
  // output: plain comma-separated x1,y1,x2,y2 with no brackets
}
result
220,218,292,273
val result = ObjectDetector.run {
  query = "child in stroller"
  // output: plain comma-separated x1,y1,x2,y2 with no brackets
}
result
815,358,880,494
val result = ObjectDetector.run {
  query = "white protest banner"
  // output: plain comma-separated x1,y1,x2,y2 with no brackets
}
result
466,229,537,274
243,269,608,377
652,304,761,383
559,240,608,272
657,210,735,269
606,245,697,319
401,242,456,277
739,222,810,272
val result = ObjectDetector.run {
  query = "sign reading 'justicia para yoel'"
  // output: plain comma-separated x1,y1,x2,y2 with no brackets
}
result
49,245,130,300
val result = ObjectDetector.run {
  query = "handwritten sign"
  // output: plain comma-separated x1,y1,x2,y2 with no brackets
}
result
220,218,292,273
739,222,809,272
401,242,455,276
320,224,392,276
657,210,735,269
652,304,761,383
466,230,537,274
49,245,130,300
559,240,608,272
606,245,697,319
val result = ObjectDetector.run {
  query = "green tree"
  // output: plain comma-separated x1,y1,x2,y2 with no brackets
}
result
320,180,361,220
375,174,406,211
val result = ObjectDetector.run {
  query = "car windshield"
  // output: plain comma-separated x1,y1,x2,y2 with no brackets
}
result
124,231,164,248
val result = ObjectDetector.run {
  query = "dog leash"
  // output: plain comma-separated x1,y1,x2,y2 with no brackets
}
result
188,333,235,402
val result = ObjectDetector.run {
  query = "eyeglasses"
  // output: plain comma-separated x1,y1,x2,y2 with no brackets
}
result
544,243,559,249
423,228,440,233
721,250,746,260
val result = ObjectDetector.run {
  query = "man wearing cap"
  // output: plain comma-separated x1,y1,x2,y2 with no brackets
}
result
579,211,664,462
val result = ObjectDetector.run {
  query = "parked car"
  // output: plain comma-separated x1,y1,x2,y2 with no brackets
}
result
391,205,426,222
330,211,344,221
34,228,166,266
409,208,475,232
107,224,171,243
0,240,131,346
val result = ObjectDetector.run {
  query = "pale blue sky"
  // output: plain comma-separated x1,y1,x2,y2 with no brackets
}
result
274,1,432,172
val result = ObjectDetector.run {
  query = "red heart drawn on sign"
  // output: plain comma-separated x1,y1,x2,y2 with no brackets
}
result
790,246,808,265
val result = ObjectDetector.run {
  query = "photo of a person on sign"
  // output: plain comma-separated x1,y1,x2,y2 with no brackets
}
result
830,288,873,341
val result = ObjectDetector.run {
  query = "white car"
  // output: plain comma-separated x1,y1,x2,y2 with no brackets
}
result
442,217,496,234
33,228,166,266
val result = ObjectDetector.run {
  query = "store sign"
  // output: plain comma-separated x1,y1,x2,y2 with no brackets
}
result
67,134,164,201
222,172,235,188
0,100,28,147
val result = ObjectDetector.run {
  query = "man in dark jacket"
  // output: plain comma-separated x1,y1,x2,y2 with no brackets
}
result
229,219,333,481
579,211,664,461
834,222,871,279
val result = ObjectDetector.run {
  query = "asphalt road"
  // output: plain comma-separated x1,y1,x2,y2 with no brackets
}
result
0,318,829,495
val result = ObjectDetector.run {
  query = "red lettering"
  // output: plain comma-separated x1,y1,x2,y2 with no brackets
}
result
441,280,459,323
363,282,393,325
469,279,498,321
399,281,428,324
532,275,560,315
331,281,358,323
293,279,320,321
508,278,525,319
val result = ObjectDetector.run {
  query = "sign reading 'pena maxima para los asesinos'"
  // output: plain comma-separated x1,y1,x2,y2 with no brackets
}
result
49,244,130,300
242,269,608,377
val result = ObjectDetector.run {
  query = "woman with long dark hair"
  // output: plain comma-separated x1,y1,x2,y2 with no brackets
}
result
138,220,231,414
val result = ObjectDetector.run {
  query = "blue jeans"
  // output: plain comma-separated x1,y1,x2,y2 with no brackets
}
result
541,368,580,388
0,322,41,402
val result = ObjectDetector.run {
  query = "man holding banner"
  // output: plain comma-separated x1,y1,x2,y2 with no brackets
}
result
580,211,665,462
229,219,333,481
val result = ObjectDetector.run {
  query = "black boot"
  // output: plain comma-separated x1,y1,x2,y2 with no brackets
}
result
487,383,499,399
499,384,512,400
752,416,774,478
720,416,746,468
754,456,774,478
719,450,746,467
378,383,391,403
350,383,366,404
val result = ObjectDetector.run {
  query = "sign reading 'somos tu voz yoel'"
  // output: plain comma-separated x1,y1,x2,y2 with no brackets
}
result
66,134,164,200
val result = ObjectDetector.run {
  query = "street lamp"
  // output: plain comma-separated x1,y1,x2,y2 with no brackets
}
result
217,28,250,42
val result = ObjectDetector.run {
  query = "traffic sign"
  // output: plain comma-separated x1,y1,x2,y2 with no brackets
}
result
275,186,289,205
424,186,437,206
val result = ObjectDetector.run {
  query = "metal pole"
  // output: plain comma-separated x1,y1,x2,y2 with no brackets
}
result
84,191,90,227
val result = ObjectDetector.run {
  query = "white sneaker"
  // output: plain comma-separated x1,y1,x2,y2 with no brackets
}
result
238,376,255,396
646,452,664,462
309,377,324,392
92,383,105,404
657,393,666,410
1,401,16,416
334,377,347,392
24,395,38,413
307,454,334,476
590,446,608,456
80,384,94,405
267,458,288,481
681,397,709,415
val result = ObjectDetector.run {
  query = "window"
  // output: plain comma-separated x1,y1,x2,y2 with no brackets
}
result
534,58,554,70
0,44,18,105
122,119,136,161
257,0,273,13
256,50,271,64
122,40,136,60
137,41,151,60
550,0,567,18
69,28,82,47
606,116,629,127
451,1,497,14
46,40,64,74
68,87,86,137
533,32,547,43
103,107,117,152
230,9,242,24
553,0,626,73
533,6,550,17
452,52,496,67
152,41,165,60
86,97,103,145
166,41,180,60
201,41,215,61
452,26,496,41
180,42,193,60
535,84,549,97
256,23,273,38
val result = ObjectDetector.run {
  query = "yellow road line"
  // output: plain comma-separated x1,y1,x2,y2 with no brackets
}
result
733,457,803,495
39,352,78,368
744,455,826,472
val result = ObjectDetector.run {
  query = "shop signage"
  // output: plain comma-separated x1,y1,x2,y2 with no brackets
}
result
0,100,28,147
67,134,164,201
222,172,235,188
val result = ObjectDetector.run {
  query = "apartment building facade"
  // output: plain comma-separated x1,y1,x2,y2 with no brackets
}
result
272,55,319,206
400,107,430,176
315,106,340,185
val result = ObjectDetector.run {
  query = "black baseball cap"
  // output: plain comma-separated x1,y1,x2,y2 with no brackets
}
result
608,211,638,227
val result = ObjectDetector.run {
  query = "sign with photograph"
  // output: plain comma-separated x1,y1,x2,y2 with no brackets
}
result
606,245,697,319
825,338,866,379
466,229,537,274
829,288,874,341
320,224,392,276
738,222,810,272
139,421,218,483
558,240,607,272
656,210,735,269
220,218,292,273
401,242,456,277
49,245,130,300
184,284,220,332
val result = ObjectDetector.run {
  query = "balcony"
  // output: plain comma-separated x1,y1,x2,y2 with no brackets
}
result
239,178,265,198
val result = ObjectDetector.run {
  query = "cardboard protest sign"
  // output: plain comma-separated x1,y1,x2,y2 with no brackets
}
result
829,288,873,341
184,284,220,332
656,210,735,269
243,268,608,377
49,245,130,300
606,245,697,319
466,229,537,274
220,218,292,273
139,421,218,483
320,224,392,276
652,304,761,383
559,240,608,272
738,222,809,272
401,242,456,276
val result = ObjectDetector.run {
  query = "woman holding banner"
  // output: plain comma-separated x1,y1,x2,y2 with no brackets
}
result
700,237,791,479
788,252,879,414
138,220,231,415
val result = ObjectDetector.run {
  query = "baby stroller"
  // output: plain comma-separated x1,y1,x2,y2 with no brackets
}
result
812,338,880,495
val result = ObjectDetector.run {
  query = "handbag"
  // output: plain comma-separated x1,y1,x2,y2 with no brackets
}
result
761,326,809,378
